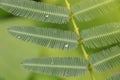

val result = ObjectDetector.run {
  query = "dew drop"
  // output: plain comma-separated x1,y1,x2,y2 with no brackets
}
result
45,15,49,18
17,36,21,39
65,44,69,48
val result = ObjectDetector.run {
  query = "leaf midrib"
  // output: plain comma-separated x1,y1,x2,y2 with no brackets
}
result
74,0,114,15
1,2,69,17
84,30,120,41
9,29,78,43
22,63,87,69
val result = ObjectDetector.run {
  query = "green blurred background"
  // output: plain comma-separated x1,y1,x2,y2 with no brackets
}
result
0,0,120,80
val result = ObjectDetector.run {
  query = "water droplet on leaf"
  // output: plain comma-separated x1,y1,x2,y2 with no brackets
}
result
45,15,49,18
65,44,69,48
17,36,21,39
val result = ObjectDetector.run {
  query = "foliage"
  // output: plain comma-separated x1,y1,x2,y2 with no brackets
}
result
8,26,79,50
72,0,120,21
22,57,88,77
81,23,120,48
90,45,120,72
0,0,120,80
106,72,120,80
0,0,69,24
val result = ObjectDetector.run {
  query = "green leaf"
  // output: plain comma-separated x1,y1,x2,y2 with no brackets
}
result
21,57,88,77
0,0,70,24
82,23,120,48
106,72,120,80
72,0,120,21
90,46,120,72
8,26,79,50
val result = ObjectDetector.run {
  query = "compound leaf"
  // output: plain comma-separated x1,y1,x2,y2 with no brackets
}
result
8,26,79,50
82,23,120,48
90,46,120,72
0,0,70,24
21,57,88,77
72,0,120,21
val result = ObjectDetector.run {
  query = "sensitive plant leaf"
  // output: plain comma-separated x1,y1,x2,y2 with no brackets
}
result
21,57,88,77
82,23,120,48
0,0,70,24
72,0,120,21
90,46,120,72
106,72,120,80
8,26,79,50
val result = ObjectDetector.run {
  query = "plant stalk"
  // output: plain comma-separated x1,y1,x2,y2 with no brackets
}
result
65,0,96,80
81,44,89,62
65,0,80,35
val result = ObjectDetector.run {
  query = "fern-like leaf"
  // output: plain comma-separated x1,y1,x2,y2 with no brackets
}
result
8,26,79,50
90,46,120,72
0,0,69,24
72,0,120,21
21,57,88,77
82,23,120,48
106,72,120,80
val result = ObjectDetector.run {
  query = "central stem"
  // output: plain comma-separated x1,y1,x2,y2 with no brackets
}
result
71,16,80,35
65,0,89,63
65,0,80,35
65,0,96,80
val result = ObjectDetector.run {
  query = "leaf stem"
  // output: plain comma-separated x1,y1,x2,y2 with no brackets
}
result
65,0,80,35
88,63,96,80
65,0,71,10
65,0,89,64
71,17,80,35
90,71,96,80
81,44,89,62
65,0,96,80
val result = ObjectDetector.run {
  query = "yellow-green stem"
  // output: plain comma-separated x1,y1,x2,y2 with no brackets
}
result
71,17,80,35
88,64,96,80
65,0,96,80
90,71,96,80
65,0,80,35
65,0,71,10
81,44,89,62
